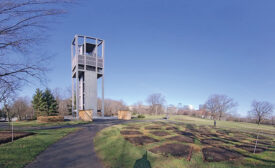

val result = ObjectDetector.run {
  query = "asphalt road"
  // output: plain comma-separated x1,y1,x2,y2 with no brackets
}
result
24,119,127,168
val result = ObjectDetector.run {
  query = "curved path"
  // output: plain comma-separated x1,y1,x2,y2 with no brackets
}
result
24,119,128,168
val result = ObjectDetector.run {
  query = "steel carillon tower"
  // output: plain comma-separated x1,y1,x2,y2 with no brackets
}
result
71,35,104,118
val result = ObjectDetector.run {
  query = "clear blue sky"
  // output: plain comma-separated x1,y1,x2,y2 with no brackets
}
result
20,0,275,116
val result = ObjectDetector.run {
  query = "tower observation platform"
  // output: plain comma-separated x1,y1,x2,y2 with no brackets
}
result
71,35,104,118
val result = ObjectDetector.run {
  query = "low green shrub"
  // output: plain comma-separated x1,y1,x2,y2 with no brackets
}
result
137,114,145,118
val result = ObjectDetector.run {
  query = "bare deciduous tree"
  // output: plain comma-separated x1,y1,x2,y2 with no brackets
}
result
0,0,74,103
204,94,237,127
146,93,166,115
52,87,72,116
249,100,273,125
98,98,128,116
249,100,273,154
11,97,33,120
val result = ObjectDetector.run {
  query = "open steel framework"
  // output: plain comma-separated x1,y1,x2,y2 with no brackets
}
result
71,35,104,118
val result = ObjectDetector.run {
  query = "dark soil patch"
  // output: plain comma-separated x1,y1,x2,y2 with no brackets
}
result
223,137,242,143
201,138,224,145
150,131,170,137
165,126,178,131
122,126,139,130
250,134,273,140
201,133,220,138
174,130,195,138
216,129,231,135
150,143,191,157
166,136,194,143
252,140,273,146
232,133,249,140
120,130,143,135
0,131,34,144
144,126,161,130
125,136,159,145
235,144,266,153
202,147,242,162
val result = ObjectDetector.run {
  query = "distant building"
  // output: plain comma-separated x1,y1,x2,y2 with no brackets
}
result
183,105,194,110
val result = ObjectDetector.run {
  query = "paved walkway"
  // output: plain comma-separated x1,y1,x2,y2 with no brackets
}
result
24,119,127,168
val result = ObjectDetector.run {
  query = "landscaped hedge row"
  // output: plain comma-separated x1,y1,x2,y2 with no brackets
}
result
37,116,64,122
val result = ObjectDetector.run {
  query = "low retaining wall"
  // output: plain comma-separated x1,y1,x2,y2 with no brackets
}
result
79,110,93,121
118,111,131,120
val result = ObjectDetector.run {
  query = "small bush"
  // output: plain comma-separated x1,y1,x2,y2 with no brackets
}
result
37,116,64,122
137,114,145,118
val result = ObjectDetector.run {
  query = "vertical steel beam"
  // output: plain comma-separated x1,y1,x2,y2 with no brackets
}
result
101,40,105,117
75,35,79,119
71,42,74,116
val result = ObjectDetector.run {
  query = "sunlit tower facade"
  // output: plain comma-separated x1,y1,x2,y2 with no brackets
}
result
71,35,104,118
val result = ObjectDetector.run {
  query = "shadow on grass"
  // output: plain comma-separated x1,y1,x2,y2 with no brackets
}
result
134,151,151,168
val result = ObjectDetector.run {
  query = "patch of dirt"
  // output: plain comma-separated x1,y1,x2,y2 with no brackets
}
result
122,126,139,130
165,126,178,131
0,131,34,144
174,130,195,138
125,136,159,145
202,147,242,162
166,136,194,143
223,137,242,143
120,130,143,135
250,134,273,140
235,144,266,153
200,139,224,146
201,133,220,138
150,143,191,157
252,140,273,146
216,129,231,135
144,126,161,130
150,131,170,137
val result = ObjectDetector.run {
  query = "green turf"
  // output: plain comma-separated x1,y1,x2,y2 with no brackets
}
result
0,127,79,168
11,120,91,127
94,118,275,168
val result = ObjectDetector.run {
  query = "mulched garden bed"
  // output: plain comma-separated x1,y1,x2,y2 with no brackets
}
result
122,126,139,130
165,126,178,131
200,138,224,145
120,130,143,135
150,131,170,137
216,129,231,135
144,126,161,130
149,143,192,157
223,137,243,143
166,136,194,143
252,140,273,146
174,130,195,138
125,136,159,145
250,134,273,140
0,131,34,144
235,144,266,153
202,147,242,162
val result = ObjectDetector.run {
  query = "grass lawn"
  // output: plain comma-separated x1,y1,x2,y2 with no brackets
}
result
0,127,79,168
94,117,275,168
133,114,275,137
11,120,91,128
168,115,275,137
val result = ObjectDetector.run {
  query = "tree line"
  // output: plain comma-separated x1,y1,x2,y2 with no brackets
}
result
0,87,72,121
131,93,275,127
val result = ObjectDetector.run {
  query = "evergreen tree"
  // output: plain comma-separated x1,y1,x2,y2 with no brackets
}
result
32,88,59,117
32,88,43,117
41,88,58,116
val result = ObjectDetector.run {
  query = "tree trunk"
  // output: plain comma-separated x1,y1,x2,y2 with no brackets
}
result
214,120,216,127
